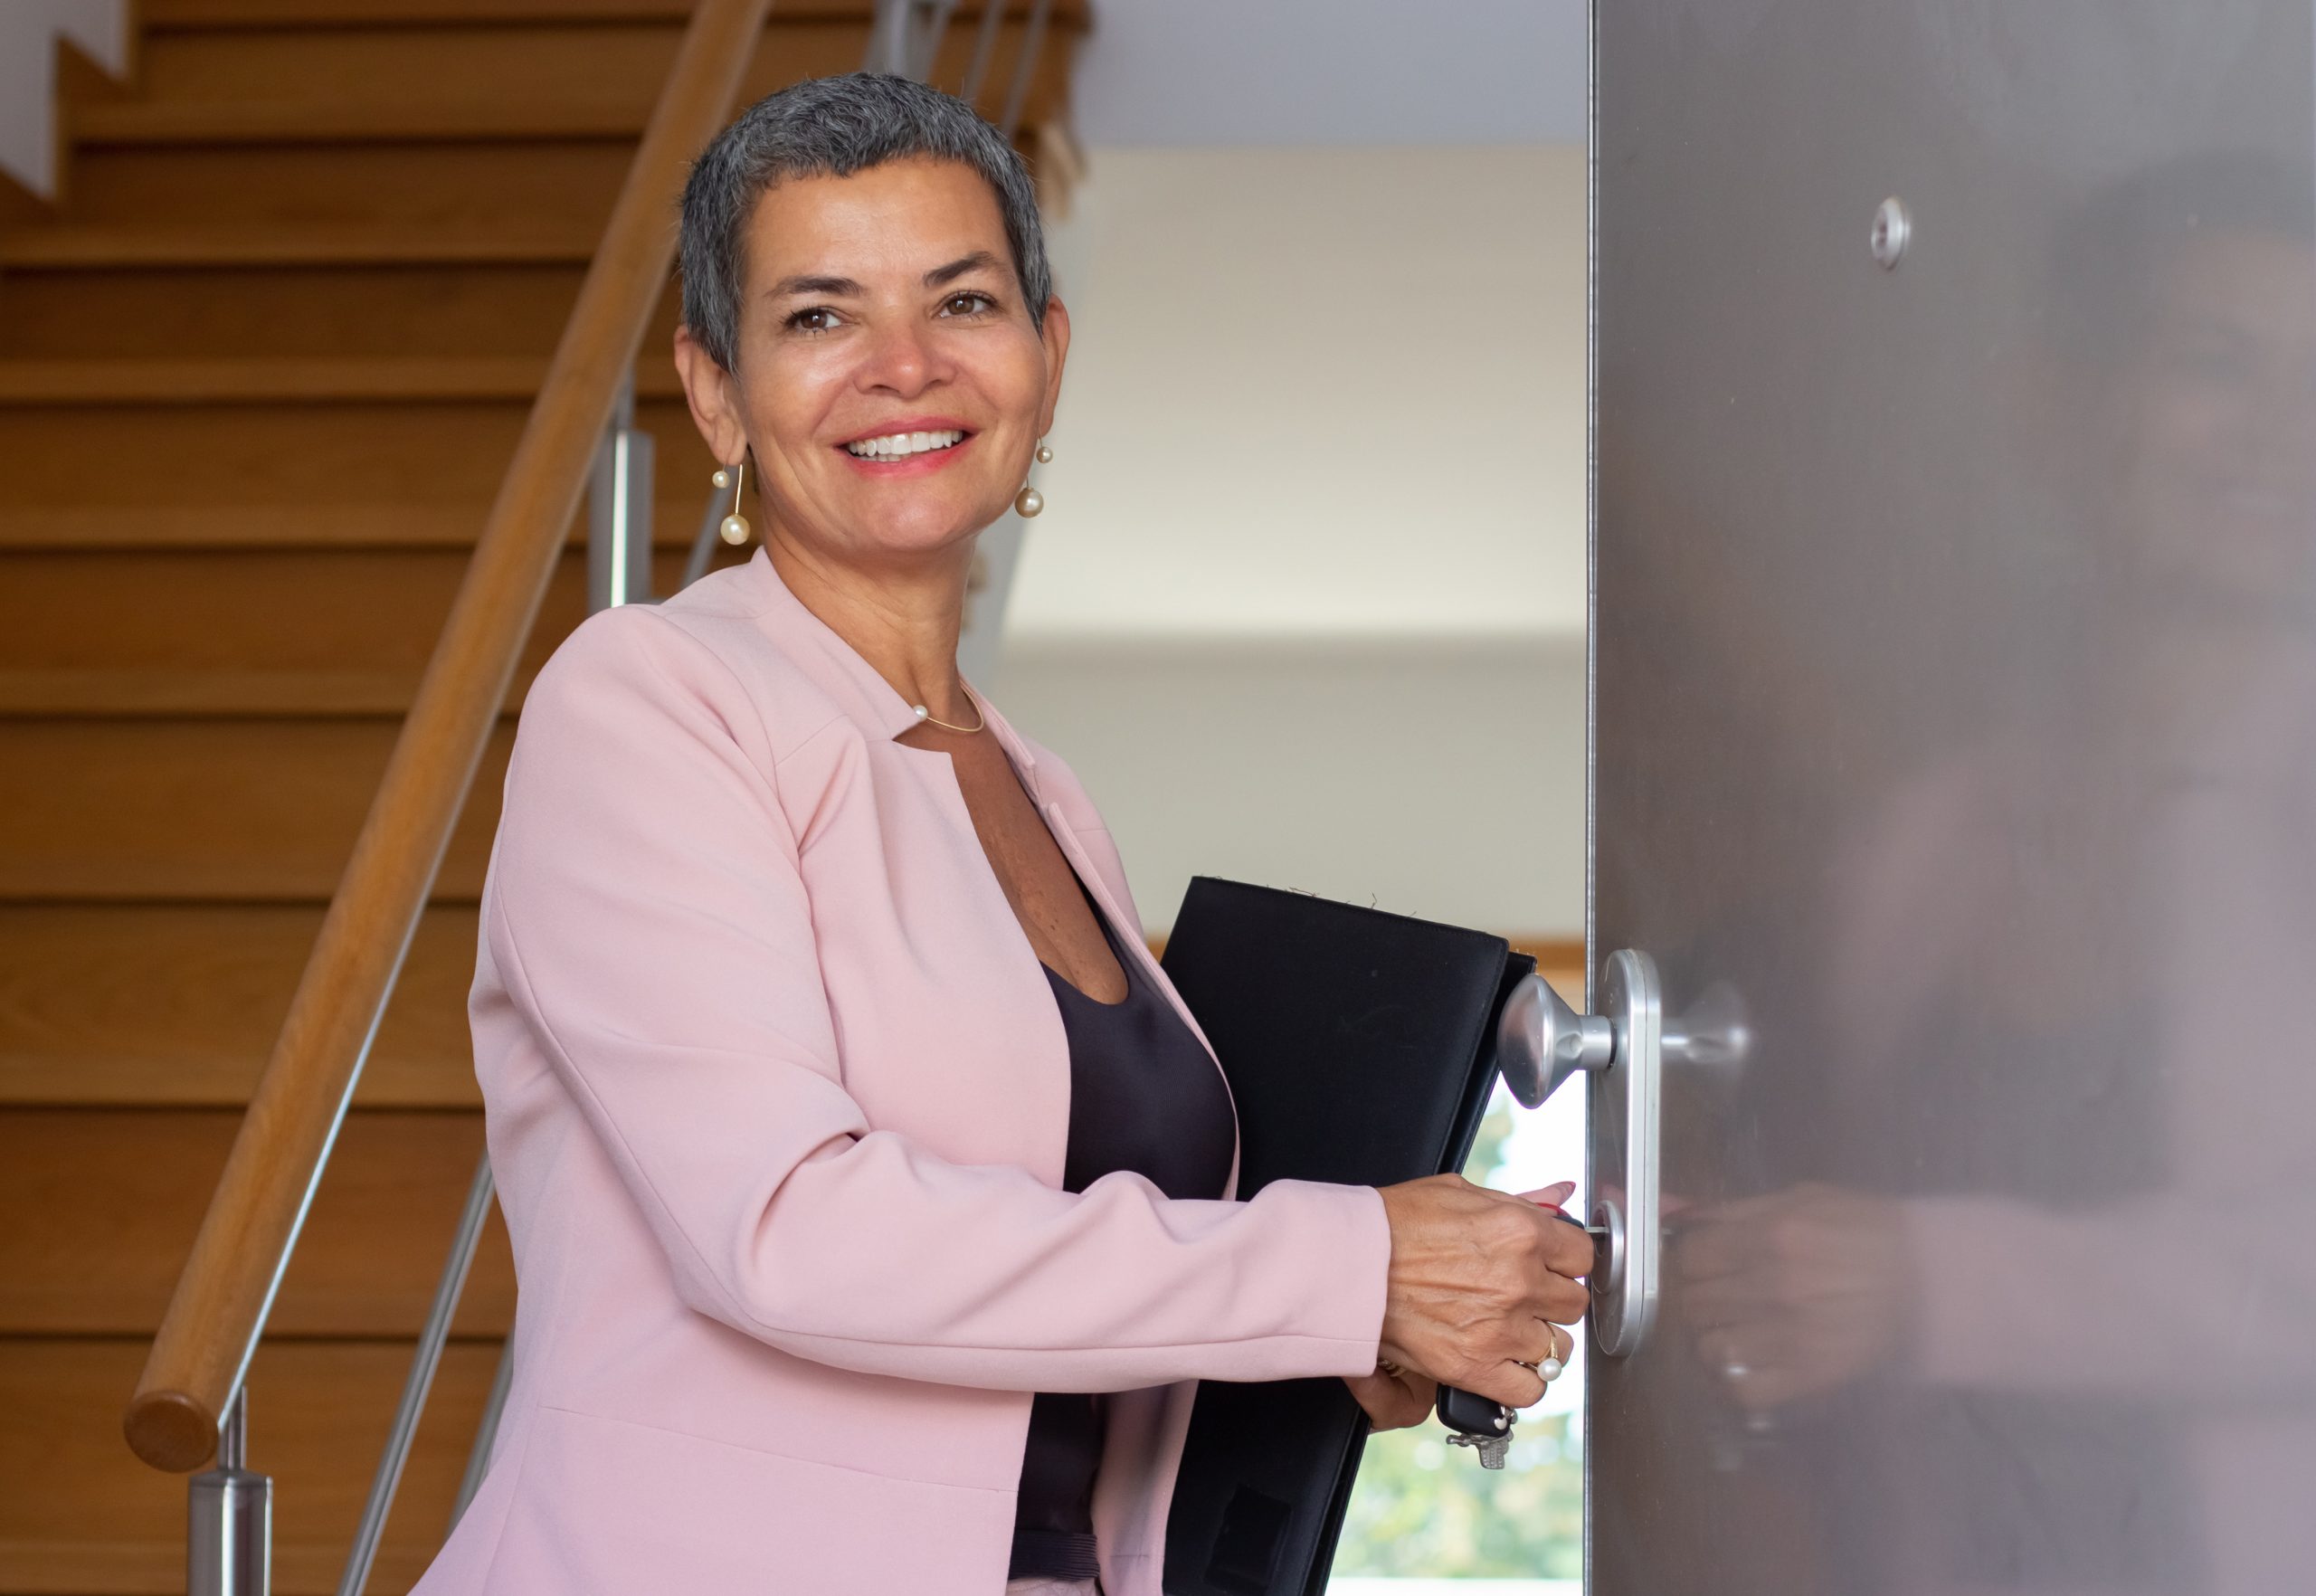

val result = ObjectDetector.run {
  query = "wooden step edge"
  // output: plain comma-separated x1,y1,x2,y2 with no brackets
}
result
0,220,602,269
0,1317,508,1342
0,1069,484,1110
0,1534,454,1596
139,1,1083,28
148,0,723,22
142,0,1084,30
0,503,707,551
68,74,1084,154
0,356,685,405
0,668,538,718
72,100,665,147
0,888,486,911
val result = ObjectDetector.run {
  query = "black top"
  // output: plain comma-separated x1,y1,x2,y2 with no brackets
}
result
1008,882,1237,1582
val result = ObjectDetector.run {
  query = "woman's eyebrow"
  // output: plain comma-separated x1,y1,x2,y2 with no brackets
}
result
924,251,1003,288
767,272,862,299
764,254,998,300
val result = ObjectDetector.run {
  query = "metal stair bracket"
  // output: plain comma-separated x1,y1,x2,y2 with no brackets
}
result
188,1389,269,1596
1495,954,1750,1356
865,0,960,79
589,375,655,610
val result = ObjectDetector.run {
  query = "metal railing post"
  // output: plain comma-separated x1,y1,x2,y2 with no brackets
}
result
336,1154,497,1596
997,0,1052,138
908,0,958,80
449,1338,517,1534
865,0,955,79
188,1388,269,1596
680,468,741,591
587,375,654,612
960,0,1007,104
864,0,910,72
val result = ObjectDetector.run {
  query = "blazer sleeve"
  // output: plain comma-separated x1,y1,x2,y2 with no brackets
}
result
483,605,1391,1393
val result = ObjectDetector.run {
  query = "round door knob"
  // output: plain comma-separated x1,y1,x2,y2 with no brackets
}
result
1496,972,1616,1109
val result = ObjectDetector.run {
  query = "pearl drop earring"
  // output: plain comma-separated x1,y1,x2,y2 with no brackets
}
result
1015,439,1052,518
714,457,750,545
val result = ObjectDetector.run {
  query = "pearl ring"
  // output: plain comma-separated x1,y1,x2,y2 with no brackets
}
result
1522,1329,1571,1382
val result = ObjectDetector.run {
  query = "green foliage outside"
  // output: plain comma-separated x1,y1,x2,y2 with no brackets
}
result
1334,1413,1583,1580
1331,1099,1584,1581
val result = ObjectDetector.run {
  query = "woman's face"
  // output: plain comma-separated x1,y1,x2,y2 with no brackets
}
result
678,157,1068,573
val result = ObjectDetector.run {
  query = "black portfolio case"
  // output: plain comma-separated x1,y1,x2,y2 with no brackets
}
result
1155,877,1533,1596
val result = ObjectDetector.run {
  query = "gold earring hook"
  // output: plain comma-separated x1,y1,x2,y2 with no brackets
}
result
717,455,751,546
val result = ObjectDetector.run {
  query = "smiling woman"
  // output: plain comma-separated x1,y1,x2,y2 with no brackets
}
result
405,72,1592,1596
675,160,1064,570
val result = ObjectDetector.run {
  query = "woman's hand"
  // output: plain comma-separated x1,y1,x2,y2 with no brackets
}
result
1341,1363,1438,1430
1372,1174,1593,1411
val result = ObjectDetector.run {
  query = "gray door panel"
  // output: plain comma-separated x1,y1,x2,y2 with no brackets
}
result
1591,5,2316,1593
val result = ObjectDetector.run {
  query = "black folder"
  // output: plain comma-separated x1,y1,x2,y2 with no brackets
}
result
1156,877,1534,1596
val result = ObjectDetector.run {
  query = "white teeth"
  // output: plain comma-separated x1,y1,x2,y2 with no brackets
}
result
845,428,965,459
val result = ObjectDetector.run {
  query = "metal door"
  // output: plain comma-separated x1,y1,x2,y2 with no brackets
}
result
1589,4,2316,1594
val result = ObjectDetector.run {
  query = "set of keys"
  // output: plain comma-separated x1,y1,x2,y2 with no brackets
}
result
1434,1210,1607,1468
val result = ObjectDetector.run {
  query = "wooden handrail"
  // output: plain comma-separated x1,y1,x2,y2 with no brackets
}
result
124,0,776,1474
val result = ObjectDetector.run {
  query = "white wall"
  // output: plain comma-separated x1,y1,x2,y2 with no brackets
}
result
996,146,1590,936
0,0,128,197
1014,145,1589,641
999,636,1587,937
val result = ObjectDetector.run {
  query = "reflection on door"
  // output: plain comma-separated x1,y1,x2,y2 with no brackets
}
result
1595,3,2316,1594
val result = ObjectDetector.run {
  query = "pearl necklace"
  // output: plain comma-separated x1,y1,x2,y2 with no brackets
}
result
912,698,986,735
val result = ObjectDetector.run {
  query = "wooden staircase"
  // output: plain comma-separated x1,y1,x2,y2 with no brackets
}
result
0,4,1085,1590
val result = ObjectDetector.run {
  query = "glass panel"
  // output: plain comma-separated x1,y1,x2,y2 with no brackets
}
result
1334,1081,1589,1591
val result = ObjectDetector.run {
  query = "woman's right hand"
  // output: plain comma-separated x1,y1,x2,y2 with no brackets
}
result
1374,1174,1594,1411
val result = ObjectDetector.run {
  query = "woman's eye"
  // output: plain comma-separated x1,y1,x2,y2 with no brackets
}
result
940,291,997,318
785,307,840,333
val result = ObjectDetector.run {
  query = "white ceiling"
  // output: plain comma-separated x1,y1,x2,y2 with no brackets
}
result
1071,0,1590,147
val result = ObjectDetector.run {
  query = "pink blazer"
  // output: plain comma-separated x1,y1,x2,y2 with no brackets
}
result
411,549,1392,1596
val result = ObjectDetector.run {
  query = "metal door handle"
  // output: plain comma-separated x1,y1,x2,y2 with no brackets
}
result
1435,954,1747,1462
1496,953,1750,1355
1494,952,1661,1354
1496,967,1616,1109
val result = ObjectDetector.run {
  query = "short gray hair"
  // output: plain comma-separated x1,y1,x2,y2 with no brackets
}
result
679,72,1052,372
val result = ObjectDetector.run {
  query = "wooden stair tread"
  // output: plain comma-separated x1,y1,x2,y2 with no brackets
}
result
0,1337,502,1596
0,667,536,717
0,1108,512,1336
75,97,667,147
0,218,601,268
145,0,1084,29
0,548,709,680
0,904,483,1107
0,261,635,366
0,395,718,514
72,21,894,147
18,140,638,254
0,719,509,901
71,19,1072,149
152,0,720,20
0,501,709,551
0,355,686,404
